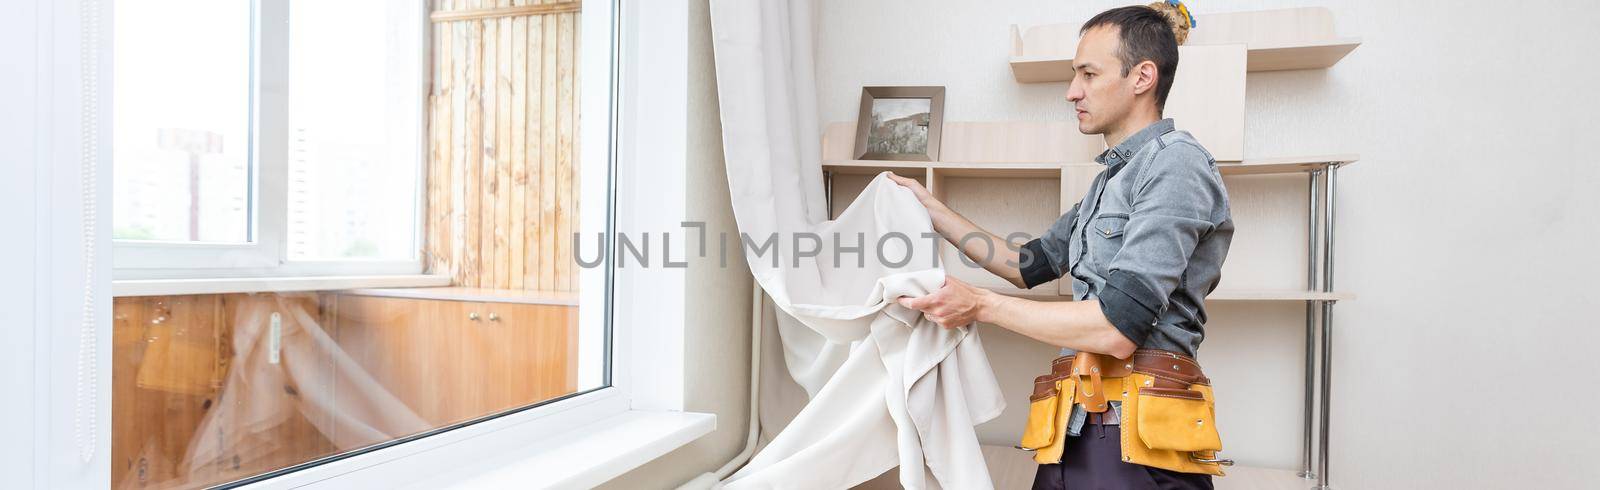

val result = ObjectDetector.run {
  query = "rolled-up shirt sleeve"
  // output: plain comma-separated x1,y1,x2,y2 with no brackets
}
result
1019,202,1079,289
1098,143,1227,345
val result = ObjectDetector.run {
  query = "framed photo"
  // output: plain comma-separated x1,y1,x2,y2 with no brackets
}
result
853,86,945,161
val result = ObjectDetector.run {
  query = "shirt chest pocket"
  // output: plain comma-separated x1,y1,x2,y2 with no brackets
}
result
1086,213,1129,269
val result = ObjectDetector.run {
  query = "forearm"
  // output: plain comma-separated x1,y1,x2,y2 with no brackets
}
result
976,292,1137,358
924,201,1027,288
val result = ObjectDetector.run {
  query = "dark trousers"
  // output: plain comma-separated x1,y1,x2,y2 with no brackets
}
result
1032,422,1213,490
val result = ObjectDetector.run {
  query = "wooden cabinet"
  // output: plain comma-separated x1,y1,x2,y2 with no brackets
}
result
329,292,578,427
466,299,580,414
112,289,578,490
335,294,458,425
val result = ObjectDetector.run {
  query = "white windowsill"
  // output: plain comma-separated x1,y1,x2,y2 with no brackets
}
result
112,273,452,297
413,410,716,489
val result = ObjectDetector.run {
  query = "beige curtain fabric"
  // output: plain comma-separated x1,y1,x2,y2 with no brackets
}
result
709,1,1005,487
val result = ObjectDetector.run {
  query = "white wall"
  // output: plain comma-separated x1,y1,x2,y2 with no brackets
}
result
815,0,1600,488
597,0,755,486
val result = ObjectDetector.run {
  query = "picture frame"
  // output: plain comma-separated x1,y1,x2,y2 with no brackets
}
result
853,86,945,161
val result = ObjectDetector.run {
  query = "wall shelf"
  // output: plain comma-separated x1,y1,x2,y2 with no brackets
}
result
1009,7,1360,83
823,160,1062,178
1215,154,1360,175
822,153,1361,178
1009,38,1361,83
1243,37,1362,72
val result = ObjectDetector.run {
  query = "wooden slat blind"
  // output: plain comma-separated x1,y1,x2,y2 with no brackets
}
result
426,0,580,291
429,1,581,23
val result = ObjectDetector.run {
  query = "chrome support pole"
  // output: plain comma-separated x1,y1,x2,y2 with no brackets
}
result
1299,170,1320,480
1314,164,1339,490
824,170,834,219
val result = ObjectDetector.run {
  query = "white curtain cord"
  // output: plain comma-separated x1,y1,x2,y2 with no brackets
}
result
75,0,103,464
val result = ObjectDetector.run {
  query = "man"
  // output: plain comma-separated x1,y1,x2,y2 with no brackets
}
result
889,5,1232,489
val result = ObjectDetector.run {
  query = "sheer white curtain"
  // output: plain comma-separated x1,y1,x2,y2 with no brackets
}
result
708,1,1004,488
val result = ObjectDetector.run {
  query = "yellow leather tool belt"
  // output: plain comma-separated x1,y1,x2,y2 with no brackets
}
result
1017,349,1229,475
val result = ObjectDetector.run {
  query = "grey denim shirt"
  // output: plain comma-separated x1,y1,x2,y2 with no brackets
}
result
1018,119,1234,357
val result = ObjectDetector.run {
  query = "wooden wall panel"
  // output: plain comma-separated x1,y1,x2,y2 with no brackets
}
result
425,0,582,291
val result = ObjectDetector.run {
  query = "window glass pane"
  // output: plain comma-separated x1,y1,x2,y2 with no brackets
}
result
111,3,606,489
113,0,252,244
287,0,419,260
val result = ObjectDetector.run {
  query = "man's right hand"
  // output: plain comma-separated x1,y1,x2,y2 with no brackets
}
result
883,170,1031,290
884,172,940,210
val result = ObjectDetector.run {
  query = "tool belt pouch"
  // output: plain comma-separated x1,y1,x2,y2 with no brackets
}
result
1121,370,1226,475
1018,374,1075,464
1018,375,1061,450
1136,386,1221,451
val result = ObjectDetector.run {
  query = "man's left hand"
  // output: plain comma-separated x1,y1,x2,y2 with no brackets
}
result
896,275,992,329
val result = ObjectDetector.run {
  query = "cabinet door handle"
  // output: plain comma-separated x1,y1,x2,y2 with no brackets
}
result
488,312,500,322
468,311,480,321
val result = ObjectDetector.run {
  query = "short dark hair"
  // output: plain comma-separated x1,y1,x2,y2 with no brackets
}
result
1080,6,1181,112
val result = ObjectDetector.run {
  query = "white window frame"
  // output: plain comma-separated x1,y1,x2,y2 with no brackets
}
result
13,0,705,488
111,0,430,281
241,0,705,487
11,0,118,487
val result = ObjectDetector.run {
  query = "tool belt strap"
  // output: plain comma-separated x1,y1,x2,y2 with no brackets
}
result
1046,349,1209,413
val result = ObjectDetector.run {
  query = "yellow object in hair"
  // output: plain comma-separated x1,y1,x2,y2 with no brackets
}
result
1147,0,1194,45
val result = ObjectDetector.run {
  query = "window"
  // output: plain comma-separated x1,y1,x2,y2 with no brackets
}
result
106,1,613,488
113,0,425,278
286,1,423,261
112,0,254,247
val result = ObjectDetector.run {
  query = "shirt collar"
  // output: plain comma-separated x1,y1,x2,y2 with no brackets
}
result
1095,118,1175,166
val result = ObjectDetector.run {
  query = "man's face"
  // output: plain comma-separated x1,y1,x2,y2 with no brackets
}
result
1066,26,1137,135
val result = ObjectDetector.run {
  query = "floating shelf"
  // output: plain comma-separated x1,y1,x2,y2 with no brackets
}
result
1009,7,1360,83
822,160,1061,178
822,154,1360,178
1243,37,1362,72
1009,38,1361,83
982,285,1353,303
1214,154,1360,175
